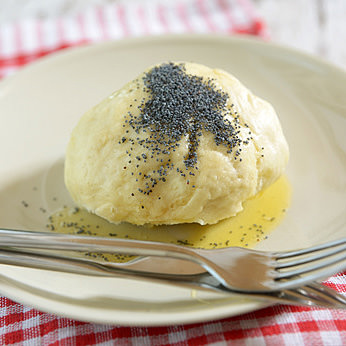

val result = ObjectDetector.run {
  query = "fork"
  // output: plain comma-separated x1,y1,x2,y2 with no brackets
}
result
0,228,345,292
0,246,345,309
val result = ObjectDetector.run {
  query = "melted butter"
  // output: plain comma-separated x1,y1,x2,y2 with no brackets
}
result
46,176,291,262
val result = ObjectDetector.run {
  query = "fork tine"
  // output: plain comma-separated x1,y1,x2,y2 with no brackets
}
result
276,252,346,280
306,282,346,307
276,238,346,259
274,262,346,291
284,283,346,309
276,243,346,269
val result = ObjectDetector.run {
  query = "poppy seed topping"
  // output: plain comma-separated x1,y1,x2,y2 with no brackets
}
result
121,63,246,195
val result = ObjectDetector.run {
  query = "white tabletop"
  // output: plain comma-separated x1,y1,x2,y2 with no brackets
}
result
256,0,346,70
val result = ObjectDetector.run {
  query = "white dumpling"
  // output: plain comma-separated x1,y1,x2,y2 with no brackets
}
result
65,62,289,225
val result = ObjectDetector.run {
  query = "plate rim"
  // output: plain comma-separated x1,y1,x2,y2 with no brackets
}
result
0,267,269,326
1,33,346,90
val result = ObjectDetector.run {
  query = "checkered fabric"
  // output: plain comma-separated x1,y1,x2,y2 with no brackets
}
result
0,0,345,345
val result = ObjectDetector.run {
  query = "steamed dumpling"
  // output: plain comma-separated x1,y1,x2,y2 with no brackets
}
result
65,62,289,225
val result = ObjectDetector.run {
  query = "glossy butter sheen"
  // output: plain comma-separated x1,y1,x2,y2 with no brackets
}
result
47,175,291,263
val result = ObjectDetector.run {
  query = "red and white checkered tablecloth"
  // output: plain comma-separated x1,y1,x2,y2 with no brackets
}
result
0,0,345,345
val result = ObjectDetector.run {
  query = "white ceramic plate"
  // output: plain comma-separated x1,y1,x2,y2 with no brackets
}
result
0,35,345,326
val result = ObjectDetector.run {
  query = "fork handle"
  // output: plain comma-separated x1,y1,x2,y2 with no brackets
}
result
0,228,205,266
0,228,250,292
